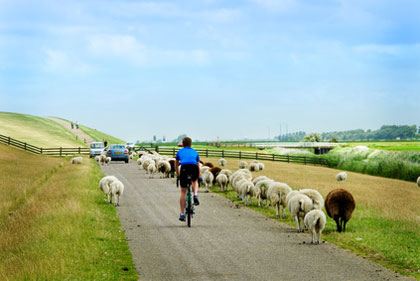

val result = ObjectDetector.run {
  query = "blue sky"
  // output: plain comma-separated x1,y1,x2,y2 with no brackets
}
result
0,0,419,142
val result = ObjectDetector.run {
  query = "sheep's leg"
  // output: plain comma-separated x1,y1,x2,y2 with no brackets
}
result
107,192,111,204
276,203,280,218
335,218,342,232
343,219,347,233
294,216,301,232
282,205,286,218
311,229,315,244
258,196,261,207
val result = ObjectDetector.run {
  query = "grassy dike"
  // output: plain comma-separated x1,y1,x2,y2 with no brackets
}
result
0,144,137,280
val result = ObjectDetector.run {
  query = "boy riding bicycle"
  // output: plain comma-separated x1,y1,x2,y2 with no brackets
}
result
175,137,201,222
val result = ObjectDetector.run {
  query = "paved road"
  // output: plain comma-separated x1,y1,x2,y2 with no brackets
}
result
48,117,94,144
101,161,413,281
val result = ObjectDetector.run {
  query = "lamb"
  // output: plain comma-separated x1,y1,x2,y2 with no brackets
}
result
110,180,124,207
325,188,356,232
218,158,227,167
216,174,229,192
249,162,260,172
105,157,111,165
147,162,157,178
99,175,118,203
71,157,83,164
202,171,214,192
304,210,326,244
417,176,420,187
258,163,265,171
157,160,171,178
95,156,100,163
237,179,255,205
267,182,292,218
99,155,106,165
288,193,313,232
336,172,347,182
238,161,248,169
299,189,324,210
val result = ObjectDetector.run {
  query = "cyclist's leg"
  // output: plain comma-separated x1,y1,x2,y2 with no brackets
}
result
180,187,187,213
191,180,199,196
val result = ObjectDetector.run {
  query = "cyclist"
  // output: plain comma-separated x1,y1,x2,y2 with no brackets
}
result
175,137,201,222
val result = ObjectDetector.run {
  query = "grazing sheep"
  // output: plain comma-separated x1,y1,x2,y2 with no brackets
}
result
325,188,356,232
237,179,255,205
255,179,274,207
71,157,83,164
105,157,111,165
158,160,171,178
216,174,229,192
219,158,227,167
416,176,420,187
219,169,233,183
238,161,248,169
147,163,157,178
336,172,347,182
110,180,124,207
285,190,300,206
231,170,253,193
258,163,265,171
129,154,134,160
95,156,100,163
252,176,270,186
209,167,222,183
99,176,118,203
203,162,214,168
202,171,214,192
249,162,260,172
299,189,324,210
251,160,259,164
142,158,153,171
201,166,211,175
99,155,106,165
304,210,326,244
137,158,143,167
168,159,176,178
267,182,292,218
288,194,313,232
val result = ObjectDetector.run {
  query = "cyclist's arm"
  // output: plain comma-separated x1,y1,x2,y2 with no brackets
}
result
175,159,180,177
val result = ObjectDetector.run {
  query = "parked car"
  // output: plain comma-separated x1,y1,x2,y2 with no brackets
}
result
125,142,135,152
105,144,129,163
89,142,104,158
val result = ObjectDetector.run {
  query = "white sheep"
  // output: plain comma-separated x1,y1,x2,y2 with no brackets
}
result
71,157,83,164
142,158,153,171
255,179,274,207
99,155,106,165
219,169,233,183
238,161,248,169
417,176,420,187
218,158,227,167
258,162,265,171
237,179,255,205
216,174,229,192
202,171,214,192
105,157,111,165
288,193,313,232
252,176,270,186
304,209,326,244
267,182,292,218
285,190,300,206
201,166,211,175
99,176,118,203
299,189,324,210
336,171,347,182
147,163,157,178
110,180,124,207
95,156,100,163
231,171,252,193
249,162,260,172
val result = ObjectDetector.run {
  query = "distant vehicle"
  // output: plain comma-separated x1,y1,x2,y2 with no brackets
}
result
89,142,104,158
106,144,129,163
125,142,135,152
178,142,183,147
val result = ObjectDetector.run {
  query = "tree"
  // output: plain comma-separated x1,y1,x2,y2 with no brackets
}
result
303,133,322,142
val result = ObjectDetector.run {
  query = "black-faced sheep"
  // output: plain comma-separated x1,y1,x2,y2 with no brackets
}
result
249,162,260,172
304,209,326,244
336,172,347,182
325,188,356,232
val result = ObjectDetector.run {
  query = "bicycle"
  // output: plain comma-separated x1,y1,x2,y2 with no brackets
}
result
177,175,195,227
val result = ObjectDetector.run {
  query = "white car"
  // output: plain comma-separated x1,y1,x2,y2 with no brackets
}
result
125,142,135,151
89,142,104,158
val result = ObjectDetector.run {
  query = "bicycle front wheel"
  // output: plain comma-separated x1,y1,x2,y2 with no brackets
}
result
187,210,191,227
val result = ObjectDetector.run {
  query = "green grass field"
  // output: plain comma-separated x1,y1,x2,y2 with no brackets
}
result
345,141,420,151
0,144,137,280
79,124,125,145
201,157,420,280
0,112,85,147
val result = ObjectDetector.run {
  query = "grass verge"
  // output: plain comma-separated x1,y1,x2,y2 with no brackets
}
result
0,144,137,280
201,157,420,280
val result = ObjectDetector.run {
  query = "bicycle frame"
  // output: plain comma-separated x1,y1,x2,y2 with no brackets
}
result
177,175,194,227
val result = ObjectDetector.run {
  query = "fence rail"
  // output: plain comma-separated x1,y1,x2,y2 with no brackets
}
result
0,134,90,156
148,146,329,167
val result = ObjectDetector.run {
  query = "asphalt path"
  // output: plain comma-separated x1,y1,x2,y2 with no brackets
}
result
101,161,413,281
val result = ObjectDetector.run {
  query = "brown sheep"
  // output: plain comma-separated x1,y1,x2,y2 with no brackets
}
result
325,188,356,233
209,167,222,184
203,162,214,168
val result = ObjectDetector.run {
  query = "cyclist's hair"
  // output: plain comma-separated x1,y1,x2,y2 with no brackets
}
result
182,137,192,147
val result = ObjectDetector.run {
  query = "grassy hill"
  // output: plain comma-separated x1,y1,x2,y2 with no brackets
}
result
79,124,125,144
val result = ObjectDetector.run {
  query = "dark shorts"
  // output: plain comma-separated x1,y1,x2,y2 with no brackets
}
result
180,164,199,188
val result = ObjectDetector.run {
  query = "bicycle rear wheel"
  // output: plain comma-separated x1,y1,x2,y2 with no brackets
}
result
187,201,192,227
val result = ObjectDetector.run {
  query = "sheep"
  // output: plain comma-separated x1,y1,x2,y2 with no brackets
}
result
285,190,300,206
288,193,313,232
238,161,248,169
258,162,265,171
105,157,111,165
99,176,118,203
209,167,222,183
304,210,326,244
157,160,171,178
137,158,143,168
168,159,176,178
231,170,252,193
201,166,211,175
219,169,233,183
336,171,347,182
71,157,83,164
249,162,260,172
142,158,153,171
250,160,259,164
237,179,255,205
99,155,106,165
325,188,356,232
218,158,227,167
216,174,229,192
231,169,252,183
252,176,270,186
95,156,100,163
299,189,324,210
416,176,420,187
129,154,134,160
147,163,157,178
202,171,214,192
255,179,274,207
267,182,292,218
110,180,124,207
203,162,214,168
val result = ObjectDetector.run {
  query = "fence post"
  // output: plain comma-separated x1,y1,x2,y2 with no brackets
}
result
78,147,81,154
173,147,175,157
41,148,43,154
304,156,306,165
156,146,159,153
222,150,224,158
206,149,208,158
8,136,10,145
288,155,290,163
256,152,258,160
239,151,241,159
24,142,27,151
60,147,62,157
272,154,275,161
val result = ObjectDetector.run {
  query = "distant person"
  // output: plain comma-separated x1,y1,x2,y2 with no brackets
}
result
76,121,79,129
175,137,201,222
71,121,74,129
104,140,108,148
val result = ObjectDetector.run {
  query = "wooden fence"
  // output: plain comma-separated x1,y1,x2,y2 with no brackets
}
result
145,146,330,167
0,134,90,156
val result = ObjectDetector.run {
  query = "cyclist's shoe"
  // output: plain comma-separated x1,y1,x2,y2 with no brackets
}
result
179,214,185,222
191,207,195,214
193,195,200,206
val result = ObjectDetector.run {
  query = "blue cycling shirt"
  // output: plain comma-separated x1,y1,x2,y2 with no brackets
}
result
176,147,200,165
